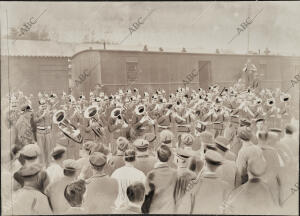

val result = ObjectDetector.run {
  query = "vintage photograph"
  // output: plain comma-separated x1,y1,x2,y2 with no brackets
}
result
1,1,299,215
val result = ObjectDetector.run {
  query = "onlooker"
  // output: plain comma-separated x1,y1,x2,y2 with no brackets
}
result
64,179,87,214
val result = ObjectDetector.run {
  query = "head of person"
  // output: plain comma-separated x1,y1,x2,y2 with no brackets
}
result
124,149,136,163
214,136,229,156
238,127,252,143
159,130,174,146
188,156,204,175
89,152,107,174
64,179,86,207
10,144,22,161
255,118,265,131
18,163,43,188
51,146,66,164
127,182,146,206
156,144,172,163
257,130,268,145
201,132,214,153
247,156,267,180
82,141,96,156
116,137,129,153
19,144,40,166
204,150,223,172
63,159,80,179
174,148,191,168
21,103,33,118
133,139,149,153
269,128,282,139
285,124,294,136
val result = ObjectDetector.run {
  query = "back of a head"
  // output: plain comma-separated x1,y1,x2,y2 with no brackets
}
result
258,130,268,142
188,156,204,174
248,156,267,178
127,182,145,203
64,179,86,207
125,149,136,162
285,124,294,135
157,144,172,162
238,127,252,142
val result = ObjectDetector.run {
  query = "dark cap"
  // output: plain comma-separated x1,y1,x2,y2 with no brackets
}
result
238,127,252,141
89,152,107,167
19,164,42,177
240,118,251,127
133,139,149,150
176,148,192,160
215,136,229,152
269,128,282,133
205,150,223,166
51,145,66,157
63,159,80,170
117,137,129,152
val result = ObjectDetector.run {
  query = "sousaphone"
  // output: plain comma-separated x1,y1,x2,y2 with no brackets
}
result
53,110,83,144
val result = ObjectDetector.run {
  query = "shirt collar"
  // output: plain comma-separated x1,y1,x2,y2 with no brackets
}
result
154,162,169,169
201,170,218,178
91,173,106,178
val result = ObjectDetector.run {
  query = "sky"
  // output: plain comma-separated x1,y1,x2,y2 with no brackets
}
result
1,1,300,55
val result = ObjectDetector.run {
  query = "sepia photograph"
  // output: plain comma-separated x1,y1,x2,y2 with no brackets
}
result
1,1,299,215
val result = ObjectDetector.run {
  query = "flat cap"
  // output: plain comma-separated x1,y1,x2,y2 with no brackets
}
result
205,150,223,165
240,118,251,127
269,128,282,133
133,139,149,150
230,115,239,124
215,136,229,151
238,127,252,141
176,148,192,160
83,141,96,151
63,159,80,170
143,133,156,143
159,130,174,144
117,137,129,152
51,145,66,157
21,144,40,158
89,152,107,167
181,133,194,146
19,164,42,177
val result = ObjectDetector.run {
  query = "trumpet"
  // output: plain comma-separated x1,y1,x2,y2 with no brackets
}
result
53,110,83,144
84,105,104,137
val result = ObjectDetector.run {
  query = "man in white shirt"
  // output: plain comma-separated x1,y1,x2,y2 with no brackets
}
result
46,145,66,184
111,149,146,210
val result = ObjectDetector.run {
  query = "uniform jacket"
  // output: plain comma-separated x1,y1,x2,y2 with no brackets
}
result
84,174,118,214
16,115,35,146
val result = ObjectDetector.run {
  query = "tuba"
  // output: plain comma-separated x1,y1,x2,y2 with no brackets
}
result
84,105,104,137
280,93,290,102
267,98,275,107
53,110,83,144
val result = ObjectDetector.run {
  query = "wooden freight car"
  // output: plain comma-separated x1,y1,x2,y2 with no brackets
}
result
70,49,300,98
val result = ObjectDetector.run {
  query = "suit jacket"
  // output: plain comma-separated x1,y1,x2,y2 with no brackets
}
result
12,186,52,215
45,176,74,214
216,159,238,190
224,178,278,215
177,172,230,214
146,163,177,214
84,174,118,214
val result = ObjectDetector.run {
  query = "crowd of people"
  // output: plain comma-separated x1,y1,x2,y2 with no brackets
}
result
2,78,299,215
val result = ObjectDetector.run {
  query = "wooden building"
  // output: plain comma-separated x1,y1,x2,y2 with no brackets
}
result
71,49,300,99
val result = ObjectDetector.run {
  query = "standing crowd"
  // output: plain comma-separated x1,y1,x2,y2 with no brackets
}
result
2,78,299,215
